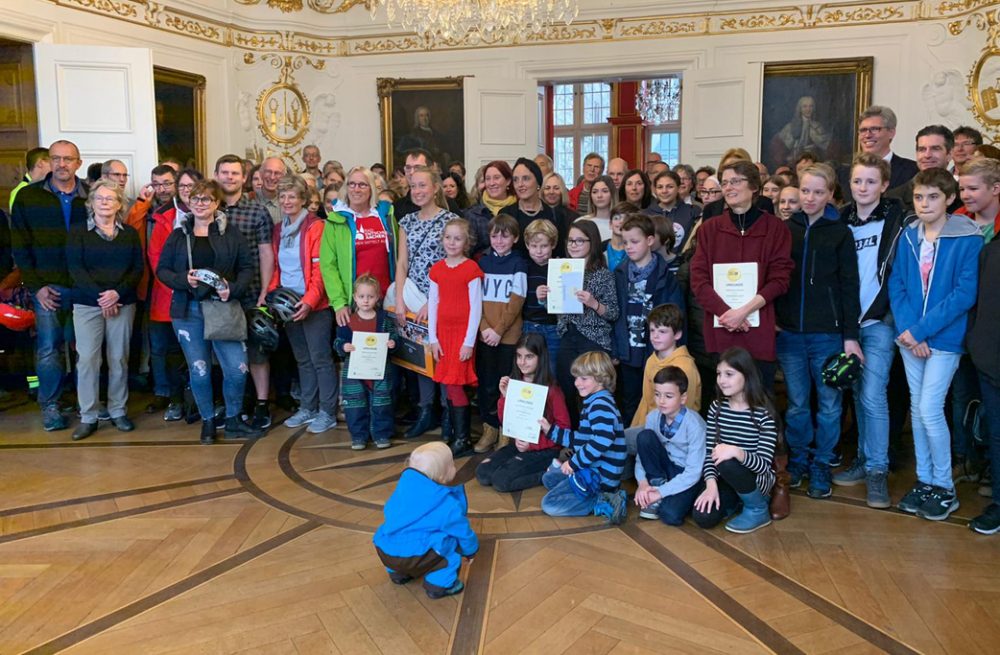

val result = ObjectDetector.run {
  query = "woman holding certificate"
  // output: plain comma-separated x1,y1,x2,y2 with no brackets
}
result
268,176,338,434
690,160,793,388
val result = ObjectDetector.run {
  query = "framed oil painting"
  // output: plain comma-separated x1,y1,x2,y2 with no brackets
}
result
153,67,206,172
760,57,873,173
378,77,465,173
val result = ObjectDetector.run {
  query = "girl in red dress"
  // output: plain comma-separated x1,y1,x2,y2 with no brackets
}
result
428,218,484,457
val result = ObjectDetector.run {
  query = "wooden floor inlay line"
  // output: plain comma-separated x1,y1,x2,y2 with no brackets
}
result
620,522,806,655
448,537,497,655
20,521,322,655
0,440,246,449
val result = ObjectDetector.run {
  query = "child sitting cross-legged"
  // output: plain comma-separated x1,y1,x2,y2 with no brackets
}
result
633,366,707,524
538,351,628,522
373,442,478,599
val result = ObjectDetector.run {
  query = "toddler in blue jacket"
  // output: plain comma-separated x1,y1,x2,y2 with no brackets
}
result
373,442,479,598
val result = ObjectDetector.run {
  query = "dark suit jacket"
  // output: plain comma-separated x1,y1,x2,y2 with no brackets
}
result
887,154,918,191
885,175,964,215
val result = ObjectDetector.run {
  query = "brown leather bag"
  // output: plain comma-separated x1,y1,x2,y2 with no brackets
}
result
770,446,791,520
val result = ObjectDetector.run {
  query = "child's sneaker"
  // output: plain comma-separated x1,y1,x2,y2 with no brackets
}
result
594,490,628,525
638,500,661,520
375,438,392,449
807,464,832,499
916,486,959,521
897,482,934,513
389,572,413,585
426,580,464,599
970,503,1000,535
351,440,367,451
788,464,808,489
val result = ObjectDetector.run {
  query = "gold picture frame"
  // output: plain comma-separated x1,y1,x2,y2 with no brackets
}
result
153,67,207,173
970,47,1000,128
377,77,465,173
760,57,873,173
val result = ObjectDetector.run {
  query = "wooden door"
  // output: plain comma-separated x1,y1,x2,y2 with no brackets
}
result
0,40,38,212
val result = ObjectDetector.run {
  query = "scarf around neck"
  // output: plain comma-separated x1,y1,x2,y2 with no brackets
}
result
482,193,516,216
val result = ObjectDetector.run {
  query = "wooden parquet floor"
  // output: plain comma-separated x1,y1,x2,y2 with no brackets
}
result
1,391,999,654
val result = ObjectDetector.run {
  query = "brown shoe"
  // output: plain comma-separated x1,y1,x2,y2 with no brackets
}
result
474,423,498,453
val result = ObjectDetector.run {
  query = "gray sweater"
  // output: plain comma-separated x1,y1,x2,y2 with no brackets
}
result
634,407,706,498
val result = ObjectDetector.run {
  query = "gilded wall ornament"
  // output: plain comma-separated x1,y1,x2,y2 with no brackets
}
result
248,54,325,146
951,6,1000,136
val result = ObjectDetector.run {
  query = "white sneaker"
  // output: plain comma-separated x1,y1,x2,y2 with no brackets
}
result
285,408,317,428
307,410,337,434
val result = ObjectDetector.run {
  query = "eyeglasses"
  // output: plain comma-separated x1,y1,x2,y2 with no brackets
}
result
954,140,977,148
189,196,215,205
151,182,175,189
178,183,194,191
719,177,748,188
93,195,118,204
347,181,370,189
702,189,723,196
567,237,590,246
858,126,886,135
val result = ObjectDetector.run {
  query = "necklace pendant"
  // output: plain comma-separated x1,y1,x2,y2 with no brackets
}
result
740,229,745,236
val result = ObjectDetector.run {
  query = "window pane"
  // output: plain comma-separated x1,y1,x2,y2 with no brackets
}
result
582,82,610,125
649,131,680,167
554,136,575,185
553,84,574,127
580,133,609,168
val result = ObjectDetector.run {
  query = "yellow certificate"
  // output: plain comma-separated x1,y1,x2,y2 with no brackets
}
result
502,380,549,444
712,263,760,328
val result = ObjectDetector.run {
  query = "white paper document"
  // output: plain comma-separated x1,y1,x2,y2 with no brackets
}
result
347,331,389,380
712,263,760,328
547,258,585,314
501,380,549,444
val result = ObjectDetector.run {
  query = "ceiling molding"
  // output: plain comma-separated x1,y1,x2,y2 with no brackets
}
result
45,0,990,57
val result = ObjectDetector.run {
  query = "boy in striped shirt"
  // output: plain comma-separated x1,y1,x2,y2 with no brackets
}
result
539,351,627,521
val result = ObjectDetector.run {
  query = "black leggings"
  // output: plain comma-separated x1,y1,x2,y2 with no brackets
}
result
476,444,556,492
691,458,760,529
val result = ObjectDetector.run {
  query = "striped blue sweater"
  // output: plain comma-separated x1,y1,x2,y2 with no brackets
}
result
549,389,626,492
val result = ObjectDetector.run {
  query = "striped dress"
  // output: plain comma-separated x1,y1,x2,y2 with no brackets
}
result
704,399,777,495
549,389,626,492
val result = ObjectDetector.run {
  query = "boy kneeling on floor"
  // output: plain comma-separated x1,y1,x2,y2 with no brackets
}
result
633,366,707,524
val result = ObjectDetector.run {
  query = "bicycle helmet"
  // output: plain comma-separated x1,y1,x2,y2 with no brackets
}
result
247,307,280,353
0,302,35,331
821,353,863,390
190,268,227,292
266,287,302,322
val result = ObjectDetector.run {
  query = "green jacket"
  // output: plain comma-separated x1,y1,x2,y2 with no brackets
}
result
319,199,398,311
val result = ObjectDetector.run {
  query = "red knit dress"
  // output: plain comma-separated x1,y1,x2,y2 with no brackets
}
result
430,258,483,386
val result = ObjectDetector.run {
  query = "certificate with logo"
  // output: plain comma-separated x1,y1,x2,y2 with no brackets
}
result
712,263,760,328
347,331,389,380
502,380,549,444
547,258,585,314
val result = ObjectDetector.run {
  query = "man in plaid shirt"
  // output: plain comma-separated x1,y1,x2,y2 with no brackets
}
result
215,154,275,429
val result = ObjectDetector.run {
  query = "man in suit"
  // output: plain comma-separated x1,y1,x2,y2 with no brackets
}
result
837,105,917,202
886,125,961,213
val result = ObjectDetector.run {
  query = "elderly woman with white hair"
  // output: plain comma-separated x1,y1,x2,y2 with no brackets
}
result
320,165,398,328
66,179,144,440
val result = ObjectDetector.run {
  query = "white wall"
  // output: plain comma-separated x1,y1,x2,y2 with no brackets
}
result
0,1,981,174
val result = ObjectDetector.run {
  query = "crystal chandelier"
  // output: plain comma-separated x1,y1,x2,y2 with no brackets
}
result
636,78,681,126
371,0,579,44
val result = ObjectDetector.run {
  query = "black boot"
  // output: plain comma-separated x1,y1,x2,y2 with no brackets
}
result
223,416,263,440
200,419,216,445
440,402,454,442
405,405,439,439
449,404,473,458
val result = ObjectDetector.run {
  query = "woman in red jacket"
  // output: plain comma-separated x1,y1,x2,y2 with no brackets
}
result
690,160,793,388
266,175,336,434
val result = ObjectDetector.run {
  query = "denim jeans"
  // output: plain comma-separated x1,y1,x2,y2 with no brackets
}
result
345,387,396,445
776,331,843,470
976,373,1000,501
172,301,248,421
541,468,599,516
522,321,560,377
900,347,962,489
32,285,74,408
149,319,185,400
949,355,981,463
852,320,896,473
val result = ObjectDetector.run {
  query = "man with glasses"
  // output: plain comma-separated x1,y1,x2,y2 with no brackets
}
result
952,126,984,175
10,140,89,431
856,105,918,191
258,157,288,224
101,159,131,198
568,152,605,213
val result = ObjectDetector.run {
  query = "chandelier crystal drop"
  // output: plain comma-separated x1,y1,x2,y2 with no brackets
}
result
636,78,681,126
372,0,579,44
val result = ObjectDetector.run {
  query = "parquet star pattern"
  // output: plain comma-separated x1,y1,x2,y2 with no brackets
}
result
1,392,999,654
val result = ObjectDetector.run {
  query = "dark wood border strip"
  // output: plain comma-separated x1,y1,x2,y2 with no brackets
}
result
23,520,321,655
0,488,244,545
0,440,245,450
448,537,496,655
683,526,921,655
0,474,235,517
620,523,805,655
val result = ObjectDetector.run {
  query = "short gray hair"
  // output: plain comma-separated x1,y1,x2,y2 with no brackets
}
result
101,159,126,177
860,105,898,130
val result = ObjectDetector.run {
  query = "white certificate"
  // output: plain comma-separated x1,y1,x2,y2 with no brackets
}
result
347,331,388,380
547,258,585,314
713,263,760,328
502,380,549,445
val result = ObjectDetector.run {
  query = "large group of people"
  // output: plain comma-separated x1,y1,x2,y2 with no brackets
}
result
2,103,999,604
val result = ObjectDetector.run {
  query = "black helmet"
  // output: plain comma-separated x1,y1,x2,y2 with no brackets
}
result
266,287,302,322
247,306,280,352
821,353,863,389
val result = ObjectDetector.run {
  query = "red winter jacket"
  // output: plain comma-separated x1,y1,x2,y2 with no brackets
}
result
267,213,329,312
497,382,571,451
148,203,183,322
689,208,793,361
567,180,588,212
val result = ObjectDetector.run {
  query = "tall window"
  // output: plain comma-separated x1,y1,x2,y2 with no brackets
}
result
551,82,611,185
643,77,682,167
